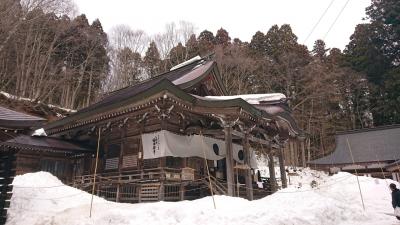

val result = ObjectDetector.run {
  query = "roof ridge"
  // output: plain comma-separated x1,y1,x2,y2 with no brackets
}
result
106,57,206,96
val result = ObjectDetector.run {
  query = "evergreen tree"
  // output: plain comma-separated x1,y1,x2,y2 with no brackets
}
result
185,34,200,58
197,30,215,54
143,41,162,77
169,42,187,67
215,28,231,46
312,39,329,60
249,31,266,57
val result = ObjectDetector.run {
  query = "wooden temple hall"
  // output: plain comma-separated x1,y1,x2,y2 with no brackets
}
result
0,57,304,206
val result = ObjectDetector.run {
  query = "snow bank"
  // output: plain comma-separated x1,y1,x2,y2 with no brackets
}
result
6,171,399,225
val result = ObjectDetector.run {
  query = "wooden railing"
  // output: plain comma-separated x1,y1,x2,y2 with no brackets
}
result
205,175,227,195
73,167,183,187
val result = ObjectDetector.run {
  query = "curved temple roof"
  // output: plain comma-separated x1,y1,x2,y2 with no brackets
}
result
45,57,303,139
1,135,92,153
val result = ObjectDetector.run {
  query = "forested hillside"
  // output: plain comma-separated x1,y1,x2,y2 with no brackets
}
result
0,0,399,159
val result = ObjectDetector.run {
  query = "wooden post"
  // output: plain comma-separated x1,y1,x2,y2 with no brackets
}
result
116,184,120,202
180,184,185,200
301,140,306,168
278,147,287,188
243,132,253,200
224,125,234,197
159,182,165,201
268,151,277,192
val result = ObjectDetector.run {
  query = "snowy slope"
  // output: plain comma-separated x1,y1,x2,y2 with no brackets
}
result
6,171,399,225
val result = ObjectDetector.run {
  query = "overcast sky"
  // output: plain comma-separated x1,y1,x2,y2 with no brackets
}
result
75,0,371,50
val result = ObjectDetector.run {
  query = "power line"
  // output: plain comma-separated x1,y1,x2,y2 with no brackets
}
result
303,0,336,44
323,0,351,40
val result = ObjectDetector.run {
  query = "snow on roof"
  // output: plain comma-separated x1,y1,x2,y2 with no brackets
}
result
170,55,202,71
204,93,286,105
32,128,47,136
0,91,76,113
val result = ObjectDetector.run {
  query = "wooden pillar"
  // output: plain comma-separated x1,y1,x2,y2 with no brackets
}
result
268,151,277,192
278,147,287,188
301,140,306,168
243,133,253,200
224,125,234,197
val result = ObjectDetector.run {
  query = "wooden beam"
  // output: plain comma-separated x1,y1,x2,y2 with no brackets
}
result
231,130,270,145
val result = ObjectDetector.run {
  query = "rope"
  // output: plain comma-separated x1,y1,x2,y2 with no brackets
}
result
346,138,365,210
90,128,101,217
199,130,216,209
11,192,86,200
9,172,363,202
373,146,389,187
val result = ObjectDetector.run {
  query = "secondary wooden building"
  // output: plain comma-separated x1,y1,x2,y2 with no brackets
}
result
308,125,400,180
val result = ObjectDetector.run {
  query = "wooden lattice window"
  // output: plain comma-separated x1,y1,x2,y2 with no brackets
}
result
122,155,138,168
166,156,183,169
143,158,160,169
105,144,120,170
122,139,140,168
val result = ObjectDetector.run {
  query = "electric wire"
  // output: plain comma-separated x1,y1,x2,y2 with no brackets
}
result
303,0,336,44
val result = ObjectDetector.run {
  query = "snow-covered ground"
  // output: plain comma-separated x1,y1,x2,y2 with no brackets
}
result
6,170,399,225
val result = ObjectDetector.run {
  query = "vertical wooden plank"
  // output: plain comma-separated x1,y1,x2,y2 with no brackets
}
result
224,125,234,197
289,140,294,166
301,140,306,167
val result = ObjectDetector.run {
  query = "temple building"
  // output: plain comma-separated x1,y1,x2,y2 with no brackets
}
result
0,57,304,212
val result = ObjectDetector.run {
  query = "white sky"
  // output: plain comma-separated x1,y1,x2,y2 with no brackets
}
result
74,0,371,50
